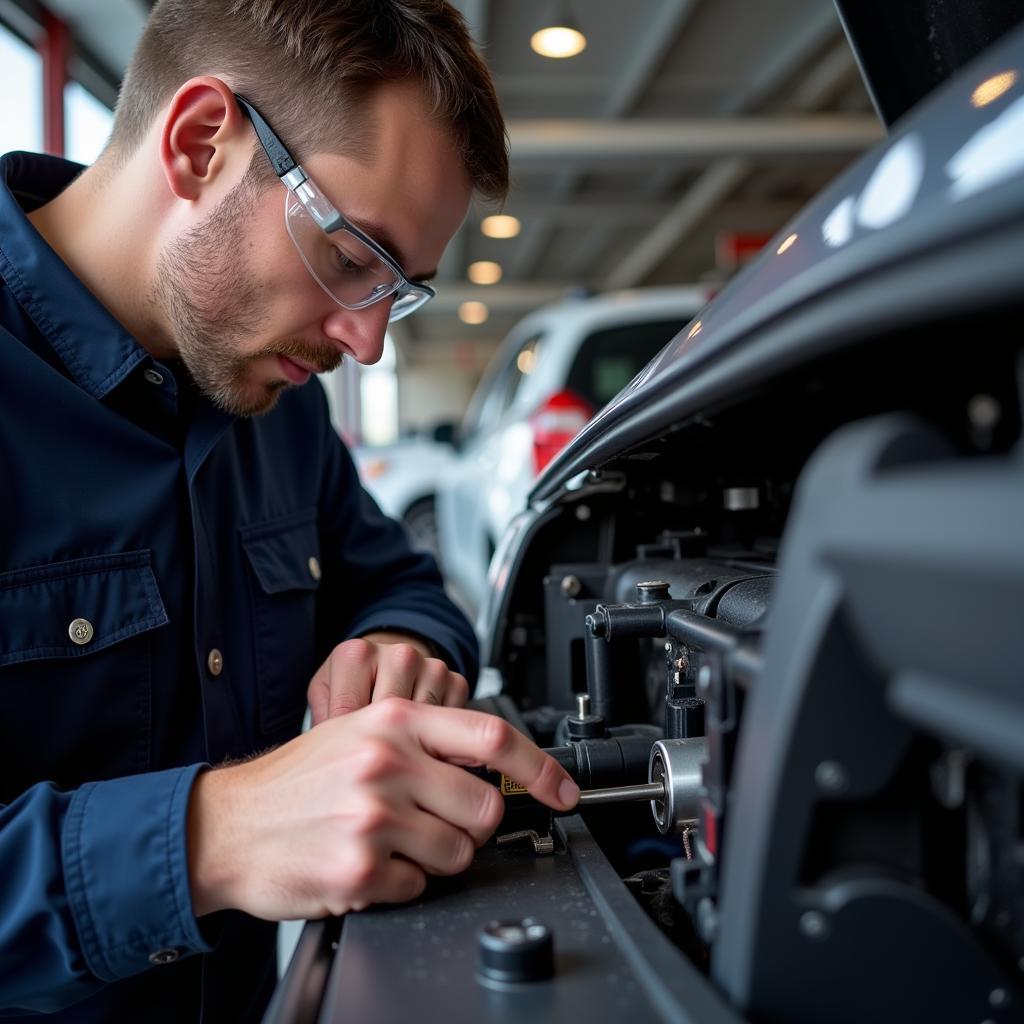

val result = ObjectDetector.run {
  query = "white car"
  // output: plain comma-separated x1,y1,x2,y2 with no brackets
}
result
437,287,708,617
352,430,456,561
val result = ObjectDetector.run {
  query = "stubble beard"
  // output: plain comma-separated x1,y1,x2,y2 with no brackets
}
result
152,175,343,417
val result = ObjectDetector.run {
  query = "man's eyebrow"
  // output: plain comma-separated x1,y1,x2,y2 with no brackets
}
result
350,217,437,283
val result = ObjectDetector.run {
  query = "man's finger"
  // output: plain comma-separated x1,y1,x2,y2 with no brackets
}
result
347,855,427,911
406,757,505,846
411,660,462,707
387,806,476,876
378,702,579,812
438,671,470,708
307,665,330,727
369,643,422,703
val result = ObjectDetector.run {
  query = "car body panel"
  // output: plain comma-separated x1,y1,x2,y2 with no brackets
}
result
438,287,707,616
532,26,1024,502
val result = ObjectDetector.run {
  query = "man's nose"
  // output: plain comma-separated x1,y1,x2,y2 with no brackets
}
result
322,298,394,365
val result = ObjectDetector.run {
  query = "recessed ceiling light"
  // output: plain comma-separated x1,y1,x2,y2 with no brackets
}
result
468,261,502,285
481,214,521,239
531,4,586,59
458,301,489,325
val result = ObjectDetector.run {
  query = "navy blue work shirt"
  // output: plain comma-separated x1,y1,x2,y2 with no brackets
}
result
0,152,478,1021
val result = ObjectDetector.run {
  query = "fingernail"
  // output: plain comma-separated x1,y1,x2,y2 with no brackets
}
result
558,778,580,808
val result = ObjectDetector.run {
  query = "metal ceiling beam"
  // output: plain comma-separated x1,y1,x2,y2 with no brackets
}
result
718,0,841,114
602,2,853,290
427,283,572,314
508,115,880,164
478,199,671,225
603,0,702,117
788,37,860,111
604,158,748,290
512,0,701,280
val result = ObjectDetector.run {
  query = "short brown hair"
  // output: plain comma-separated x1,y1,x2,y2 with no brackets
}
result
107,0,508,201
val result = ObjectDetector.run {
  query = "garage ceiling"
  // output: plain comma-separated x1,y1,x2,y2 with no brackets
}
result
35,0,879,348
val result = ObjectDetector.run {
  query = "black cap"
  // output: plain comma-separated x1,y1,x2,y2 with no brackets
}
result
477,918,554,984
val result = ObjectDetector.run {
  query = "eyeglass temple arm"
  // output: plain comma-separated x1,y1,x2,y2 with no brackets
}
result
234,94,301,182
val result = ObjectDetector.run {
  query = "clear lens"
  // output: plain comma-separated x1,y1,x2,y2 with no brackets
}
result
286,195,398,307
284,185,434,323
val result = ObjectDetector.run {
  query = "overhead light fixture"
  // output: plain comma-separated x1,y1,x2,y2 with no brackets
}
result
468,260,503,285
531,2,586,59
458,301,489,325
481,214,521,239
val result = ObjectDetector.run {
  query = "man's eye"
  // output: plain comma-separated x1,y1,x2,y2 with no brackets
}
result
331,246,365,274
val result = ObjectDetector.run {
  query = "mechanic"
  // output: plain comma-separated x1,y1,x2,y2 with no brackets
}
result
0,1,580,1019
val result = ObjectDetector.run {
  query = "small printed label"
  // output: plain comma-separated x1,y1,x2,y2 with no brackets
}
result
500,775,528,796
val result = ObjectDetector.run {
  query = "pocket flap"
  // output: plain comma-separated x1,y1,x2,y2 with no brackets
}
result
240,510,321,595
0,551,168,666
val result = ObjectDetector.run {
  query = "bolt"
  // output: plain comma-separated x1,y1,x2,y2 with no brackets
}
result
636,580,671,604
575,504,591,521
815,760,848,793
560,574,582,598
696,898,718,943
990,988,1009,1009
968,394,1001,431
697,665,712,692
800,911,828,940
576,693,591,719
664,642,672,652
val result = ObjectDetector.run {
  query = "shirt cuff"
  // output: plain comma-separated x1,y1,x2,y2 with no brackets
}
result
62,764,213,982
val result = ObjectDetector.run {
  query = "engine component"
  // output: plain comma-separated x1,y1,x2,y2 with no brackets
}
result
477,919,555,984
650,738,705,835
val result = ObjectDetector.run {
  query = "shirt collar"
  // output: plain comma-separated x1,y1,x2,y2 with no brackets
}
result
0,151,149,399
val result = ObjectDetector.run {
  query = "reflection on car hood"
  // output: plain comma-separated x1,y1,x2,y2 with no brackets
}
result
531,23,1024,500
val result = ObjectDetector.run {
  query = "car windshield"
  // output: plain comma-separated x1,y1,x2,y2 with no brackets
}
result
566,319,689,408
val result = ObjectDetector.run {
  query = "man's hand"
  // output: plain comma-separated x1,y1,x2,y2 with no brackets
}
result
187,700,580,920
307,633,470,725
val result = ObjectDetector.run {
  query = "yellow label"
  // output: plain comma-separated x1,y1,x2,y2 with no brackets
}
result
500,775,528,796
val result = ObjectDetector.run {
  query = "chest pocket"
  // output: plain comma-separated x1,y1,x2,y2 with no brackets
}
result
240,510,321,735
0,551,168,802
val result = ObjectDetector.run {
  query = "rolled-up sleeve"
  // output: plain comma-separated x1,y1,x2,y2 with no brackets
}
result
0,765,211,1014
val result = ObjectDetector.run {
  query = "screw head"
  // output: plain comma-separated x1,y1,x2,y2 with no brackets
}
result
815,760,848,793
697,664,712,691
800,911,828,939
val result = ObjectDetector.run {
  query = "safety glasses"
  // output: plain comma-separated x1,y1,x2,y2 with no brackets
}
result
235,94,435,322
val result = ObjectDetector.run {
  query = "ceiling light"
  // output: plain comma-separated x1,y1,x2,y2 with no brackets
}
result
531,3,586,59
458,301,489,325
481,214,521,239
468,261,503,285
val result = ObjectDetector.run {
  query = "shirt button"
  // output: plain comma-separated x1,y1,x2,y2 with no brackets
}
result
148,948,179,966
68,618,94,645
143,368,165,386
207,648,224,677
308,556,322,581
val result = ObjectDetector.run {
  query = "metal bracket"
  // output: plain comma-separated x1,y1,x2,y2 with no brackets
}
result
496,829,555,855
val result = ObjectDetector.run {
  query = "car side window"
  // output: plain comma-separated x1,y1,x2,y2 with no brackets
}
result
463,332,546,440
565,320,688,408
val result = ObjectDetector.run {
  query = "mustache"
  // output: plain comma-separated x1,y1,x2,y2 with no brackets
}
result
263,340,345,375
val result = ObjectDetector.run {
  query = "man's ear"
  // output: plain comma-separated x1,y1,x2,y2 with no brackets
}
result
159,77,248,202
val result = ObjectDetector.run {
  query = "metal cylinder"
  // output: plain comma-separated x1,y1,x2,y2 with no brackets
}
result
648,738,706,835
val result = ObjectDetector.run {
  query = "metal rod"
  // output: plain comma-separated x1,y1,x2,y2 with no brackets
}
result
576,781,666,806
